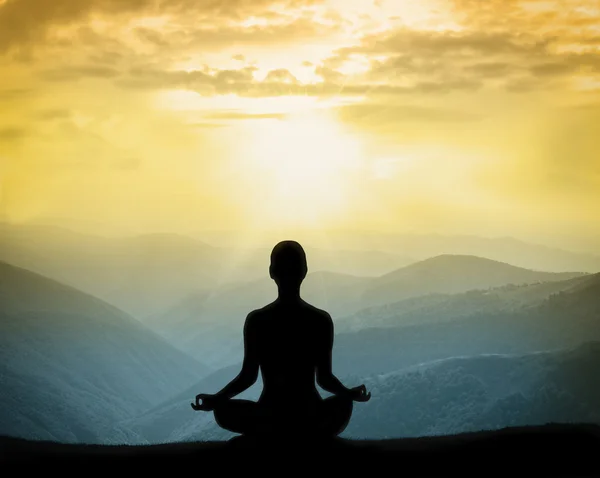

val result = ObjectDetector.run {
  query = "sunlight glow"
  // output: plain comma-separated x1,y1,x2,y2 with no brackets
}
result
236,111,365,226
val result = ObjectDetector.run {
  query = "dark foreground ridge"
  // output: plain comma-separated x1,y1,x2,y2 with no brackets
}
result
2,424,600,474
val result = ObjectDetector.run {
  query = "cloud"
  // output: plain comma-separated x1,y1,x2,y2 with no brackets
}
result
464,62,513,77
0,126,28,141
329,29,551,86
112,157,140,171
315,66,345,82
34,108,72,121
336,102,483,125
0,88,31,101
113,62,487,97
133,16,339,53
29,24,598,99
202,110,286,120
0,0,326,52
263,69,299,85
320,18,600,94
39,65,120,82
16,0,595,103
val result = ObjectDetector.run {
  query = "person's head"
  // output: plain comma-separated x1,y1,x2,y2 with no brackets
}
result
269,240,308,289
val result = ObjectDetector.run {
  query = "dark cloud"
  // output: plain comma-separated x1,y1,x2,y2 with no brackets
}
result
315,66,345,82
321,30,551,93
322,21,600,94
0,0,325,52
134,27,171,47
0,126,28,141
35,108,71,121
146,17,337,52
530,62,576,78
336,29,551,57
504,77,542,93
0,88,31,101
464,62,514,77
264,69,299,83
113,62,484,97
40,65,120,82
14,0,594,99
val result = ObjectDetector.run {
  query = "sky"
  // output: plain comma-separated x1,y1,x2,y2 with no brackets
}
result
0,0,599,250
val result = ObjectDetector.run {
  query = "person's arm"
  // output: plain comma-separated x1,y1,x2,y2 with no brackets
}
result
214,312,260,400
192,312,260,411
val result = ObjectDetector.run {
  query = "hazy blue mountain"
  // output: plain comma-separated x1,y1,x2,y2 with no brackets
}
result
150,342,600,443
210,245,413,281
109,364,260,444
337,273,592,333
0,224,409,317
333,273,600,377
361,254,585,308
2,223,594,319
343,341,600,439
116,273,599,444
2,222,598,445
294,231,600,273
0,224,221,317
147,255,584,368
0,261,208,443
146,271,373,367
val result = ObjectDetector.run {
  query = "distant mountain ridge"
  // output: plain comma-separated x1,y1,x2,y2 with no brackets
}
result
144,269,373,367
338,267,592,333
0,224,409,316
344,341,600,439
0,261,208,443
147,254,586,367
333,272,600,377
2,223,598,319
117,270,600,444
362,254,586,308
135,342,600,444
288,231,600,273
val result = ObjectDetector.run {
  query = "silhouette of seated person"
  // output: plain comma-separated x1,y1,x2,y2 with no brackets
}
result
191,240,371,438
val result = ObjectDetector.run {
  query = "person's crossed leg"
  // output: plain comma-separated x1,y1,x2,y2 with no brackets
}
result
213,395,354,437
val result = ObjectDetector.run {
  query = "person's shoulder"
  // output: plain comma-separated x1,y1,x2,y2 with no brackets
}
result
301,301,333,323
245,304,274,323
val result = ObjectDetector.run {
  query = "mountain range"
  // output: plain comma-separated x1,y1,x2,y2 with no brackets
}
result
2,222,599,319
123,341,600,443
0,224,410,317
147,255,585,367
1,224,599,445
0,261,208,443
114,271,600,444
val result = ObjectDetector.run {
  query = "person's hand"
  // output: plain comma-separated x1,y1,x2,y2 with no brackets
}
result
348,385,371,402
191,393,221,411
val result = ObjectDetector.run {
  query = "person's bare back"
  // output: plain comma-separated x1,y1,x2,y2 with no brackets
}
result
249,299,332,408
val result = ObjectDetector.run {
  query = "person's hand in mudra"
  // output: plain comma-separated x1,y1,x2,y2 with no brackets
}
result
191,393,222,411
348,384,371,402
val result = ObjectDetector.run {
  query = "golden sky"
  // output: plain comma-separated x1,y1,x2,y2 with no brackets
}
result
0,0,599,246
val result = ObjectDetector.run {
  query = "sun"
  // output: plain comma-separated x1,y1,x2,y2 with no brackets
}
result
236,111,365,227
